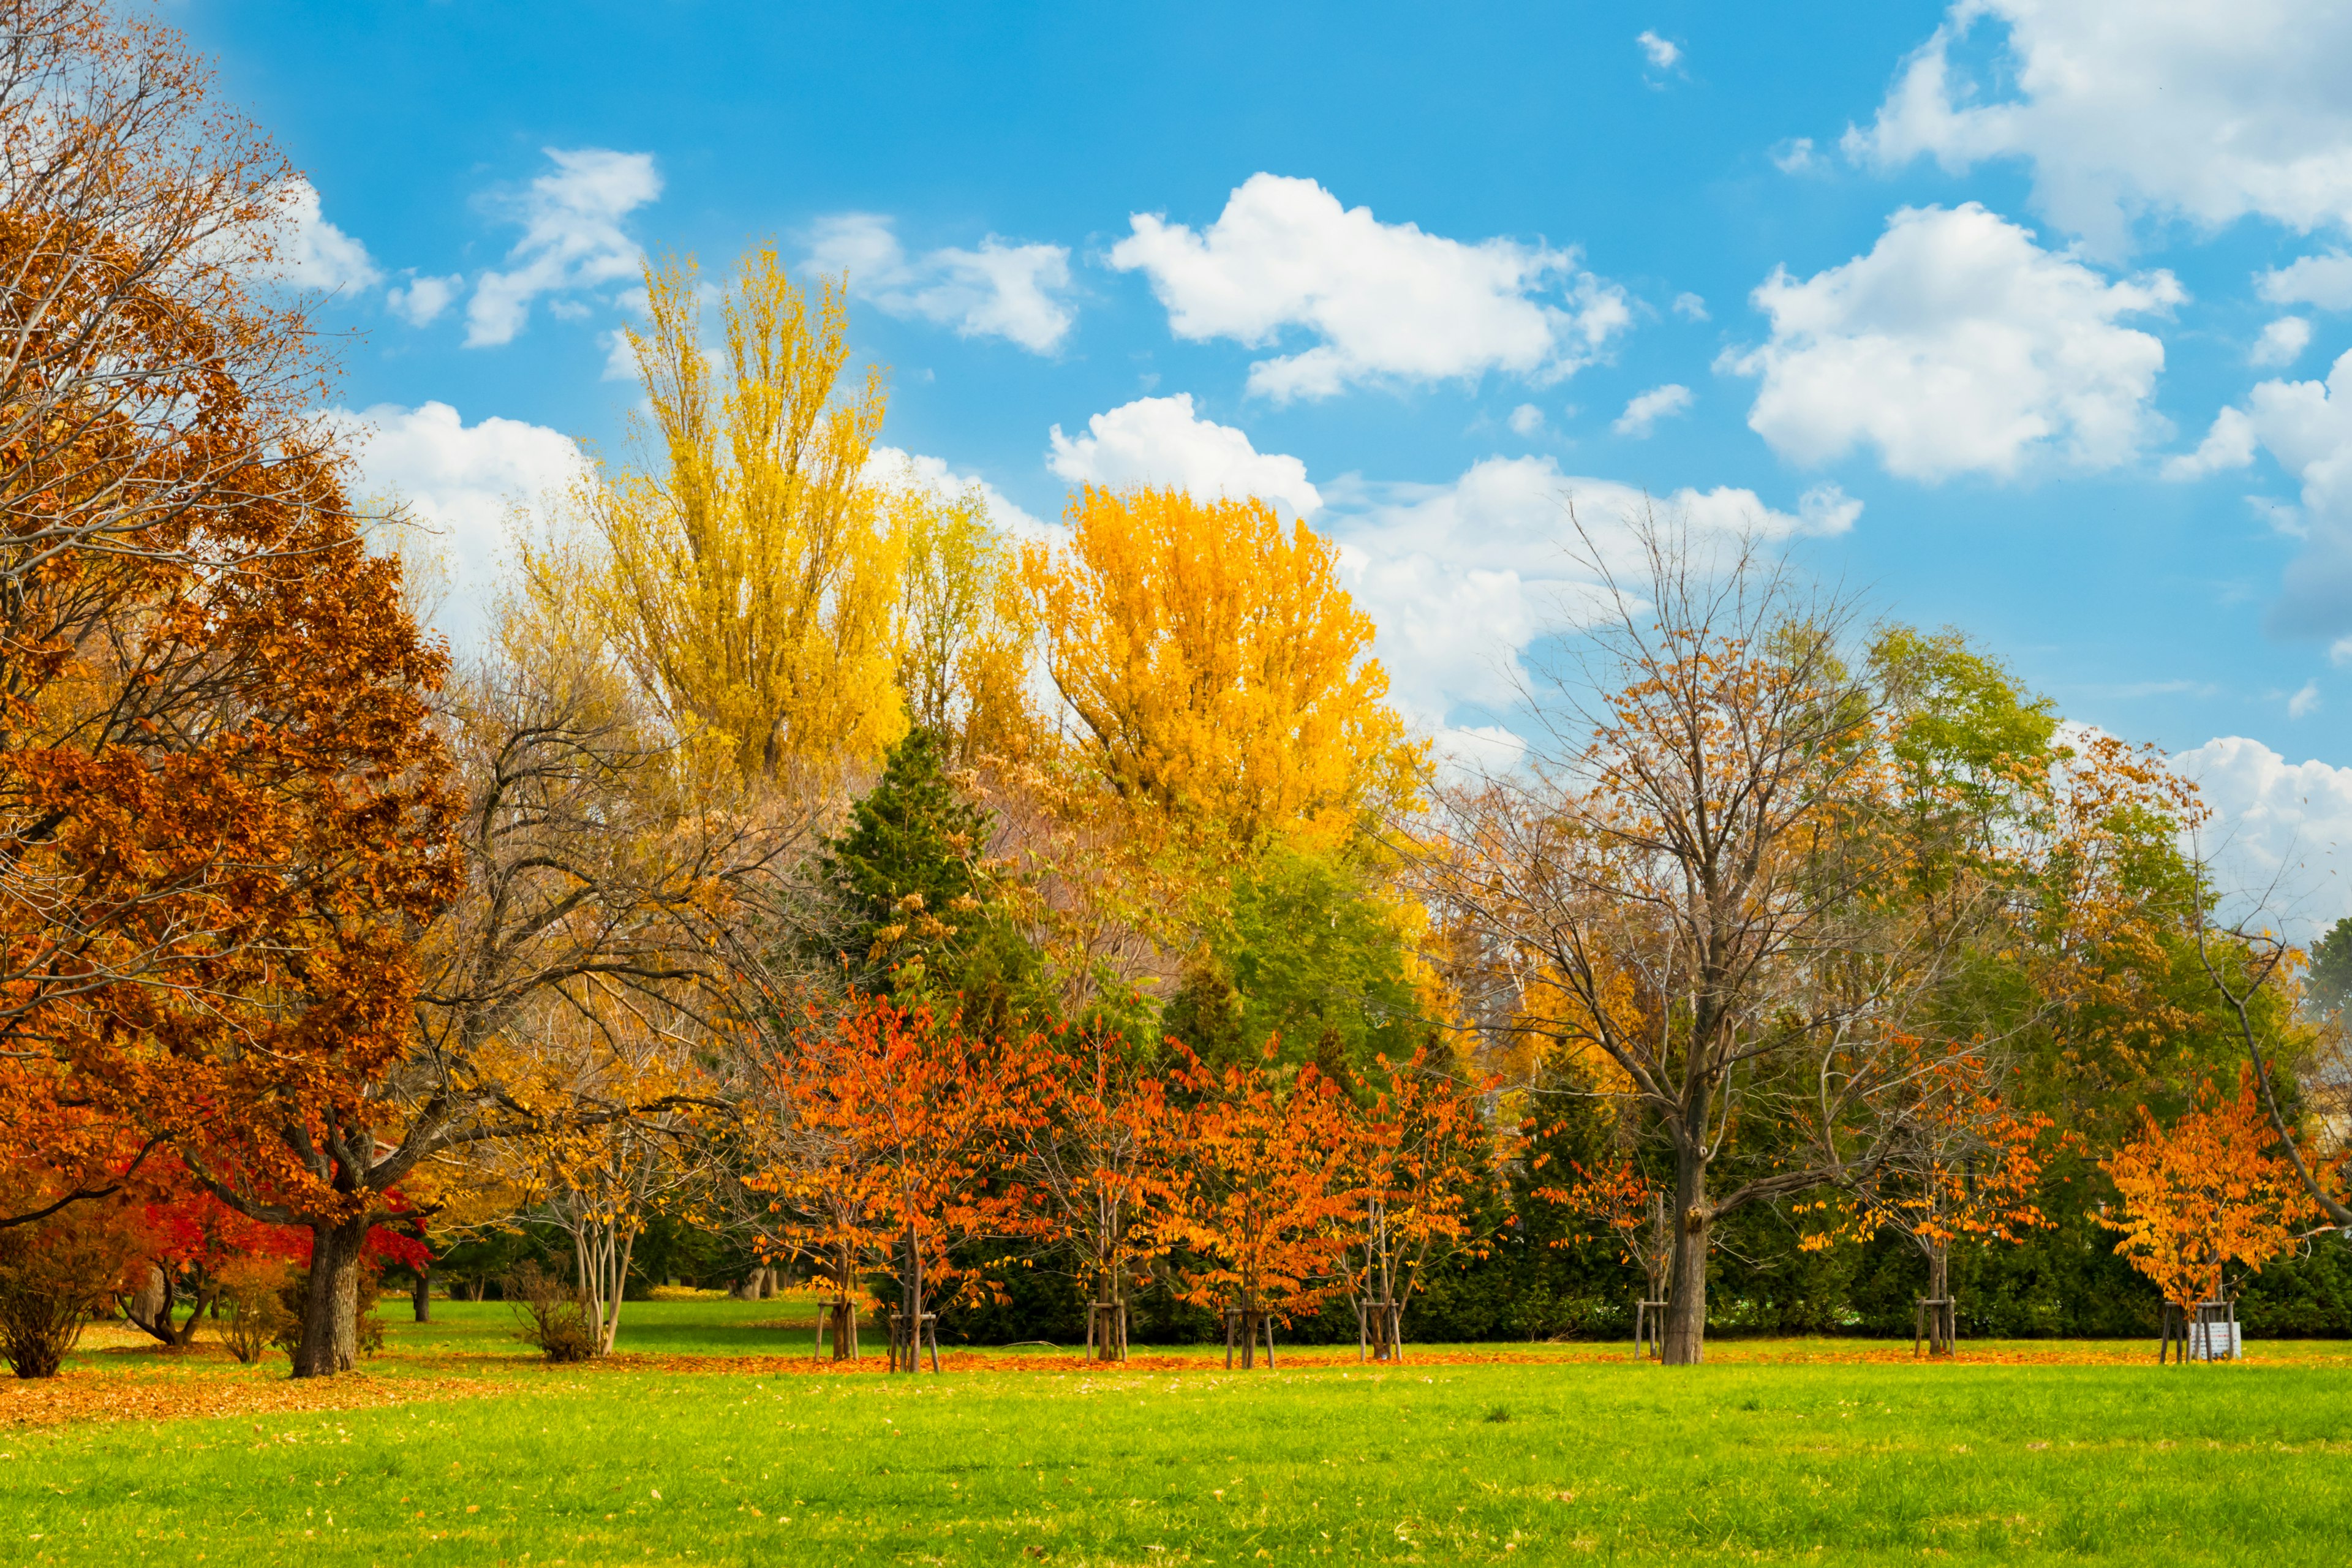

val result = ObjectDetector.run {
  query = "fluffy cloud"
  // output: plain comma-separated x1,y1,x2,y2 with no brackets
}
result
1727,203,2181,480
1108,173,1631,402
272,178,379,292
2176,736,2352,941
2252,316,2313,369
2158,407,2257,482
1847,1,2352,254
1319,457,1859,724
386,272,463,328
805,214,1076,353
1614,383,1693,437
1044,394,1321,518
2260,253,2352,311
325,401,589,644
2168,349,2352,637
865,445,1052,541
467,149,661,349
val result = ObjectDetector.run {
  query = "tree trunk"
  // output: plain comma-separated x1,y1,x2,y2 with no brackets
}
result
412,1266,432,1324
292,1219,369,1378
1662,1144,1708,1366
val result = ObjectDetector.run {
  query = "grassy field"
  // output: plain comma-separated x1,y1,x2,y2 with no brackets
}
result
4,1297,2350,1565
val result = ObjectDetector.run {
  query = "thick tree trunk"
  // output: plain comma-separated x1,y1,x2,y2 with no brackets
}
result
1663,1143,1708,1366
411,1266,432,1324
293,1219,369,1378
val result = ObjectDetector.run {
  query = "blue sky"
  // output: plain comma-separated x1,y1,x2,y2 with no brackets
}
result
184,0,2350,931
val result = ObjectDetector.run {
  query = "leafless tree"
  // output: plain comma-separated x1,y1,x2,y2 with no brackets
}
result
1417,512,1990,1364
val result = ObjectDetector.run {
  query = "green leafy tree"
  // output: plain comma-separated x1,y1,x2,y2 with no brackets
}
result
1164,844,1425,1079
2308,916,2352,1014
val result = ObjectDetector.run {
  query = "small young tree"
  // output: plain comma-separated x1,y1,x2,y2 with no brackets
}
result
1161,1047,1357,1366
1539,1158,1675,1313
749,996,1027,1371
1337,1051,1490,1360
1827,1046,2056,1354
2100,1068,2321,1332
1001,1026,1170,1360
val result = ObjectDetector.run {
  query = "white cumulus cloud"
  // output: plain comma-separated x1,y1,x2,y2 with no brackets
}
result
467,148,662,349
326,401,590,646
272,178,379,293
806,214,1076,354
1614,383,1694,437
1847,0,2352,255
2171,349,2352,638
386,272,463,328
2158,407,2258,482
865,445,1052,541
1108,173,1631,402
1636,30,1683,71
1726,203,2181,480
1319,457,1859,725
2252,316,2313,369
2176,735,2352,941
2260,253,2352,312
1044,394,1321,518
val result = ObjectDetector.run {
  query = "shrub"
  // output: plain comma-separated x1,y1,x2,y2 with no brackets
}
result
0,1212,137,1379
506,1262,598,1362
216,1256,295,1365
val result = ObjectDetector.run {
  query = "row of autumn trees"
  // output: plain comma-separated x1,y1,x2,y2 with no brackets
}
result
3,0,2345,1380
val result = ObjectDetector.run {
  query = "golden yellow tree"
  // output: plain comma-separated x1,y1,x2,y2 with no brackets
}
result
1024,486,1420,846
881,466,1039,763
575,244,904,782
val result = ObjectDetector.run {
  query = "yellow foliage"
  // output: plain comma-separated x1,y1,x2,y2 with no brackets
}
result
573,244,904,783
1023,485,1422,847
881,464,1041,762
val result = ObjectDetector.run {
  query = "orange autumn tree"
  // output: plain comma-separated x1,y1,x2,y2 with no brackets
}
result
2100,1068,2321,1322
1337,1050,1493,1361
0,0,439,1239
1160,1046,1358,1366
1805,1042,2057,1355
1000,1025,1171,1362
1538,1158,1675,1310
1023,485,1420,849
749,996,1036,1370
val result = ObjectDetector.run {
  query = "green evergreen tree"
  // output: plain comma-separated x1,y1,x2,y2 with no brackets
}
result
816,726,1036,1023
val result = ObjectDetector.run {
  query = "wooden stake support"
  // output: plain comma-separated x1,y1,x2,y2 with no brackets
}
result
2164,1297,2239,1363
1223,1306,1276,1369
884,1307,940,1373
1087,1300,1129,1363
1634,1298,1669,1361
1913,1296,1956,1359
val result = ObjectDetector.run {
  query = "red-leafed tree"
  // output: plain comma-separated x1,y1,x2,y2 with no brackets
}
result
749,995,1035,1370
1160,1046,1357,1366
1336,1051,1492,1360
1001,1025,1170,1360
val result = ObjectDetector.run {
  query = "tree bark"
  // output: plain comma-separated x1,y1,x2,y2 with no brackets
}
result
1663,1142,1708,1366
412,1265,432,1324
292,1219,369,1378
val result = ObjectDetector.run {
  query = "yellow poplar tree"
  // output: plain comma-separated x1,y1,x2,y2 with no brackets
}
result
881,466,1041,763
579,244,904,782
1024,485,1421,846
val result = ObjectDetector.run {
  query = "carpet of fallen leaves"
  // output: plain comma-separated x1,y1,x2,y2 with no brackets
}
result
0,1366,516,1430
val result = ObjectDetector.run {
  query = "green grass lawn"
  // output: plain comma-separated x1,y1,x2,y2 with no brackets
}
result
4,1298,2350,1565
